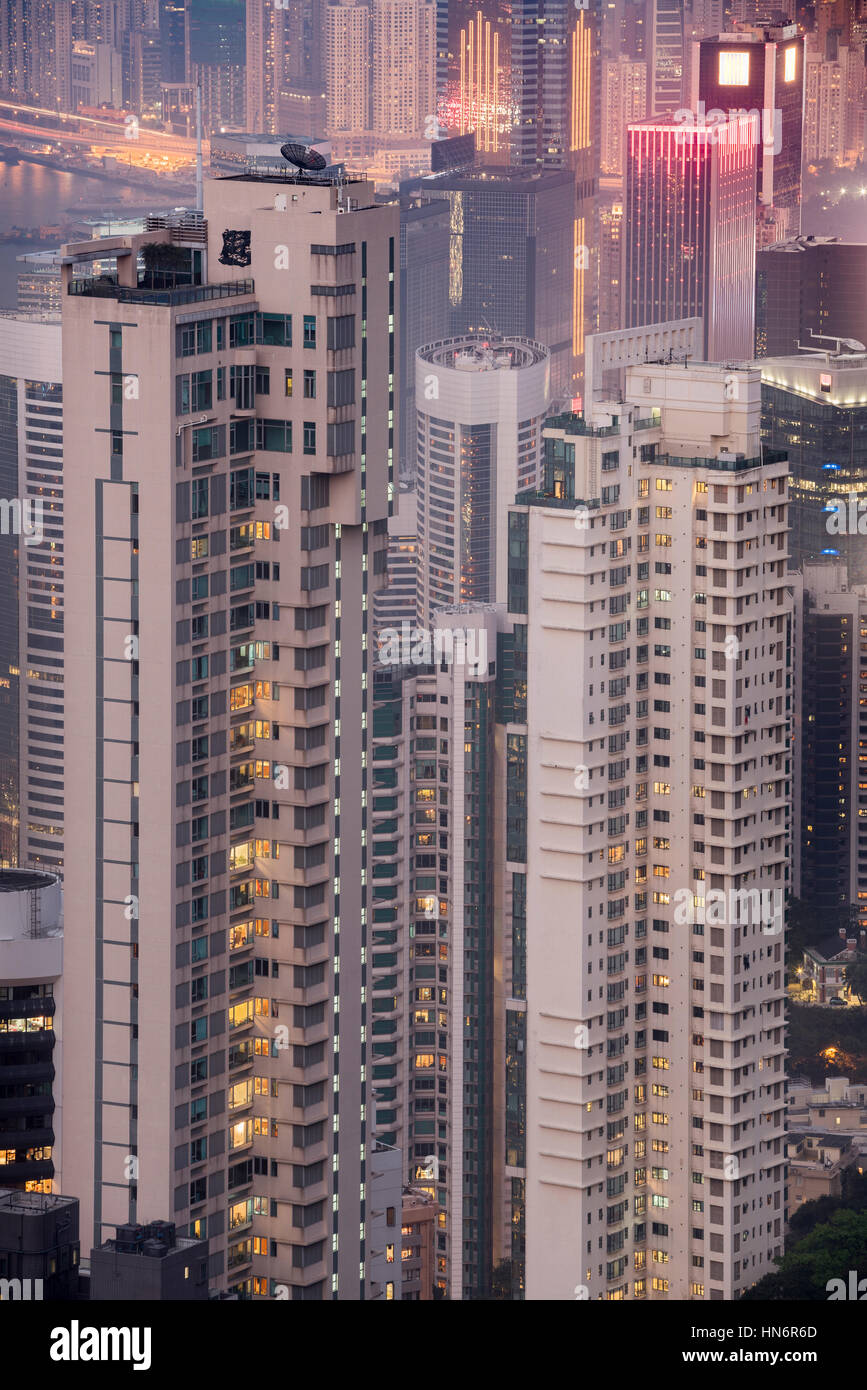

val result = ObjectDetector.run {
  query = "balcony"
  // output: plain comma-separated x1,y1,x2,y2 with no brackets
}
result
0,996,55,1021
0,1029,55,1052
68,277,255,306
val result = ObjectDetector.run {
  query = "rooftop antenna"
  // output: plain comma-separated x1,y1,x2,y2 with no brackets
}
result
195,84,203,214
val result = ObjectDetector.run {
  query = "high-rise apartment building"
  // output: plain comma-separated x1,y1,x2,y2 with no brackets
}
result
507,363,791,1301
692,26,805,246
802,33,861,165
624,115,758,361
373,488,419,641
324,0,435,140
0,0,72,107
127,24,163,112
244,0,283,132
796,562,867,935
755,235,867,359
60,168,396,1299
0,314,65,875
600,59,648,179
325,0,371,133
760,348,867,573
277,0,327,132
372,0,435,138
415,335,549,628
371,607,501,1299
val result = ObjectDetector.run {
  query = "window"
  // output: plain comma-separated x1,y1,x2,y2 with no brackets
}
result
285,370,293,398
718,49,750,85
303,422,317,455
192,425,224,463
303,315,316,348
257,419,292,453
191,477,209,520
258,313,292,346
303,370,316,399
229,313,255,348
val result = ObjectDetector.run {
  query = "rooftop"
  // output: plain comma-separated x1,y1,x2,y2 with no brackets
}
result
419,334,547,371
0,868,58,894
0,1188,77,1214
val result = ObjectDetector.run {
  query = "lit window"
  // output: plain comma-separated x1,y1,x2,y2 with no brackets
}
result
784,46,796,82
718,50,749,85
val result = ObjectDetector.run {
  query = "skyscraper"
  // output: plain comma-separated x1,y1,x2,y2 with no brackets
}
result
0,869,64,1195
0,315,65,874
187,0,246,132
324,0,371,133
601,59,648,179
371,606,501,1299
760,347,867,572
755,235,867,358
649,0,685,115
278,0,328,132
624,115,758,361
60,172,396,1298
244,0,283,132
371,0,435,138
399,193,450,481
796,563,867,935
508,362,791,1300
415,334,549,627
692,26,805,246
441,0,599,171
422,165,578,399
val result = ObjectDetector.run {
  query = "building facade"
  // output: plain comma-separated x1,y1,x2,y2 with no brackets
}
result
760,349,867,573
60,169,395,1299
422,166,578,400
0,314,65,875
0,869,63,1196
755,236,867,359
692,26,805,247
509,364,790,1300
624,115,757,361
415,334,549,628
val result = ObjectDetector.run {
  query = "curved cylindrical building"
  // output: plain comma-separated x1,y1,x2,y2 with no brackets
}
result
415,335,549,628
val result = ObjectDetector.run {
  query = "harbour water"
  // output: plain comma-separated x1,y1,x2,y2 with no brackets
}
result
0,160,178,308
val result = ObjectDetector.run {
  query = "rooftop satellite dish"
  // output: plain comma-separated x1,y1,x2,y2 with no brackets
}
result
280,142,326,172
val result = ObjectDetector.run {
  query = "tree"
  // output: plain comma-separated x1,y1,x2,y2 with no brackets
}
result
742,1209,867,1300
846,960,867,1005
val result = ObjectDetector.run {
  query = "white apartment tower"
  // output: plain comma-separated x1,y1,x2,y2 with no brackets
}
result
60,175,396,1298
371,0,436,138
415,335,549,631
325,0,372,133
508,364,790,1300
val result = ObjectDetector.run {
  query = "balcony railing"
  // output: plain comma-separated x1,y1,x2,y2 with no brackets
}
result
68,278,255,307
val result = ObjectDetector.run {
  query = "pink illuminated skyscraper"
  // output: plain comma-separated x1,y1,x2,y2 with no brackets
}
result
623,115,757,361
